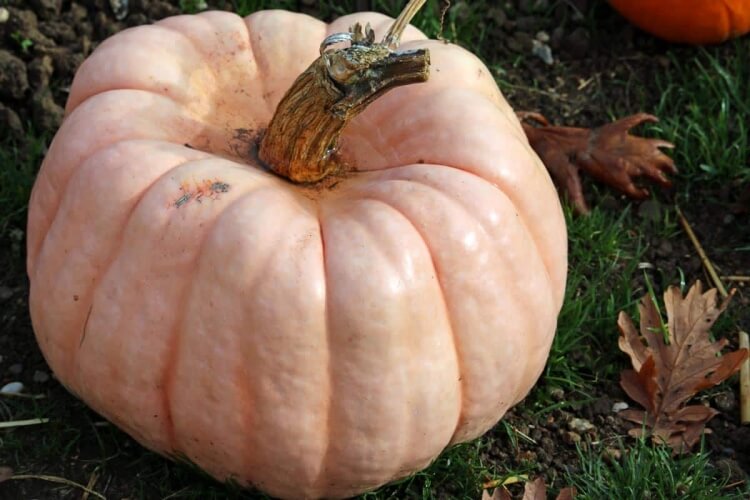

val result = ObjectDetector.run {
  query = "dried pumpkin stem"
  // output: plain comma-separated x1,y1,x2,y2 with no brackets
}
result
258,2,430,184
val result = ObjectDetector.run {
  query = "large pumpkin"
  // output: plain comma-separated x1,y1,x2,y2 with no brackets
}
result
26,7,567,499
607,0,750,44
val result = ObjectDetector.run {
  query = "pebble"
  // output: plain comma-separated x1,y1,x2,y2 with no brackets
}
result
714,392,736,412
0,381,24,394
612,401,629,413
548,386,565,401
563,431,581,444
568,417,595,433
603,447,622,463
0,7,9,23
532,39,554,65
33,370,50,383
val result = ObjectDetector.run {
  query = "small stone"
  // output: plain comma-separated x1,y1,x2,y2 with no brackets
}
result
8,363,23,375
603,447,622,463
33,370,50,383
655,239,674,258
540,436,555,453
714,392,736,412
591,396,613,416
612,401,629,413
109,0,129,20
568,417,595,433
637,199,662,222
548,386,565,401
0,381,24,394
532,40,554,65
0,7,9,23
536,31,550,43
563,431,581,444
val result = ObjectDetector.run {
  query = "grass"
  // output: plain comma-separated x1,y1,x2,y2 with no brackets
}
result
567,437,747,500
2,0,749,499
650,43,750,191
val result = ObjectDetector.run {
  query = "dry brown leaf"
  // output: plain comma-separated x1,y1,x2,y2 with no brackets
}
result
617,280,748,453
481,477,576,500
518,112,676,214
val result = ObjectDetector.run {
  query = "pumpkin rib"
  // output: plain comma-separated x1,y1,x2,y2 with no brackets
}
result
340,87,565,304
353,194,464,440
27,91,211,268
352,161,556,313
66,153,210,385
370,167,558,402
313,208,334,495
353,178,532,442
65,26,210,114
168,186,324,492
75,162,275,454
30,144,212,386
316,196,459,495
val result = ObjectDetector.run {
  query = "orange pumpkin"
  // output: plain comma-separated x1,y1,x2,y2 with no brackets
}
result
26,7,567,499
607,0,750,44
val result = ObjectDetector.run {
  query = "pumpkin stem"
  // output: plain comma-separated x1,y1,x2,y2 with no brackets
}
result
258,0,430,184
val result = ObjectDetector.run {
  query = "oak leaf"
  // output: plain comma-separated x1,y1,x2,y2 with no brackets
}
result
617,281,748,453
481,477,576,500
518,112,676,214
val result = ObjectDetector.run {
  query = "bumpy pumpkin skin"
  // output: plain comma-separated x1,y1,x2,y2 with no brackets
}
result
27,10,567,499
608,0,750,44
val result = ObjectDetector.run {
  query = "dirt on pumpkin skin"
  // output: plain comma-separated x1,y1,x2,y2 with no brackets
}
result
1,1,749,499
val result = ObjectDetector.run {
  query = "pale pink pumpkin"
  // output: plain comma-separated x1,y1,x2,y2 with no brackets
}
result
27,9,567,499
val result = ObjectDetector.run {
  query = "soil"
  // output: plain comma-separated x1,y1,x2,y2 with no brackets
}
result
1,1,749,499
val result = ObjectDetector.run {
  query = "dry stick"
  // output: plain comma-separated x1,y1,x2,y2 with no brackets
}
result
80,468,100,500
0,418,50,429
6,475,105,499
722,275,750,282
676,205,750,424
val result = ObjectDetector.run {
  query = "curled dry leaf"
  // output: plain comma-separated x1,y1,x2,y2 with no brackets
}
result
617,281,748,453
481,477,576,500
518,112,676,214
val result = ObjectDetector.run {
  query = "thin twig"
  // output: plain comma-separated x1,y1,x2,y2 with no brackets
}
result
676,205,728,296
0,418,50,429
6,475,105,499
383,0,427,48
722,275,750,282
676,205,750,424
81,468,100,500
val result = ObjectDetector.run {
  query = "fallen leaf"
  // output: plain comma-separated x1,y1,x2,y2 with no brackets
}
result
518,112,676,214
481,477,576,500
617,281,748,453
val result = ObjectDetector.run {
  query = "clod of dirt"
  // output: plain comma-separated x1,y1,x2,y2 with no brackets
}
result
29,0,63,20
0,102,23,137
27,54,53,89
31,88,64,131
0,49,28,99
39,20,78,45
